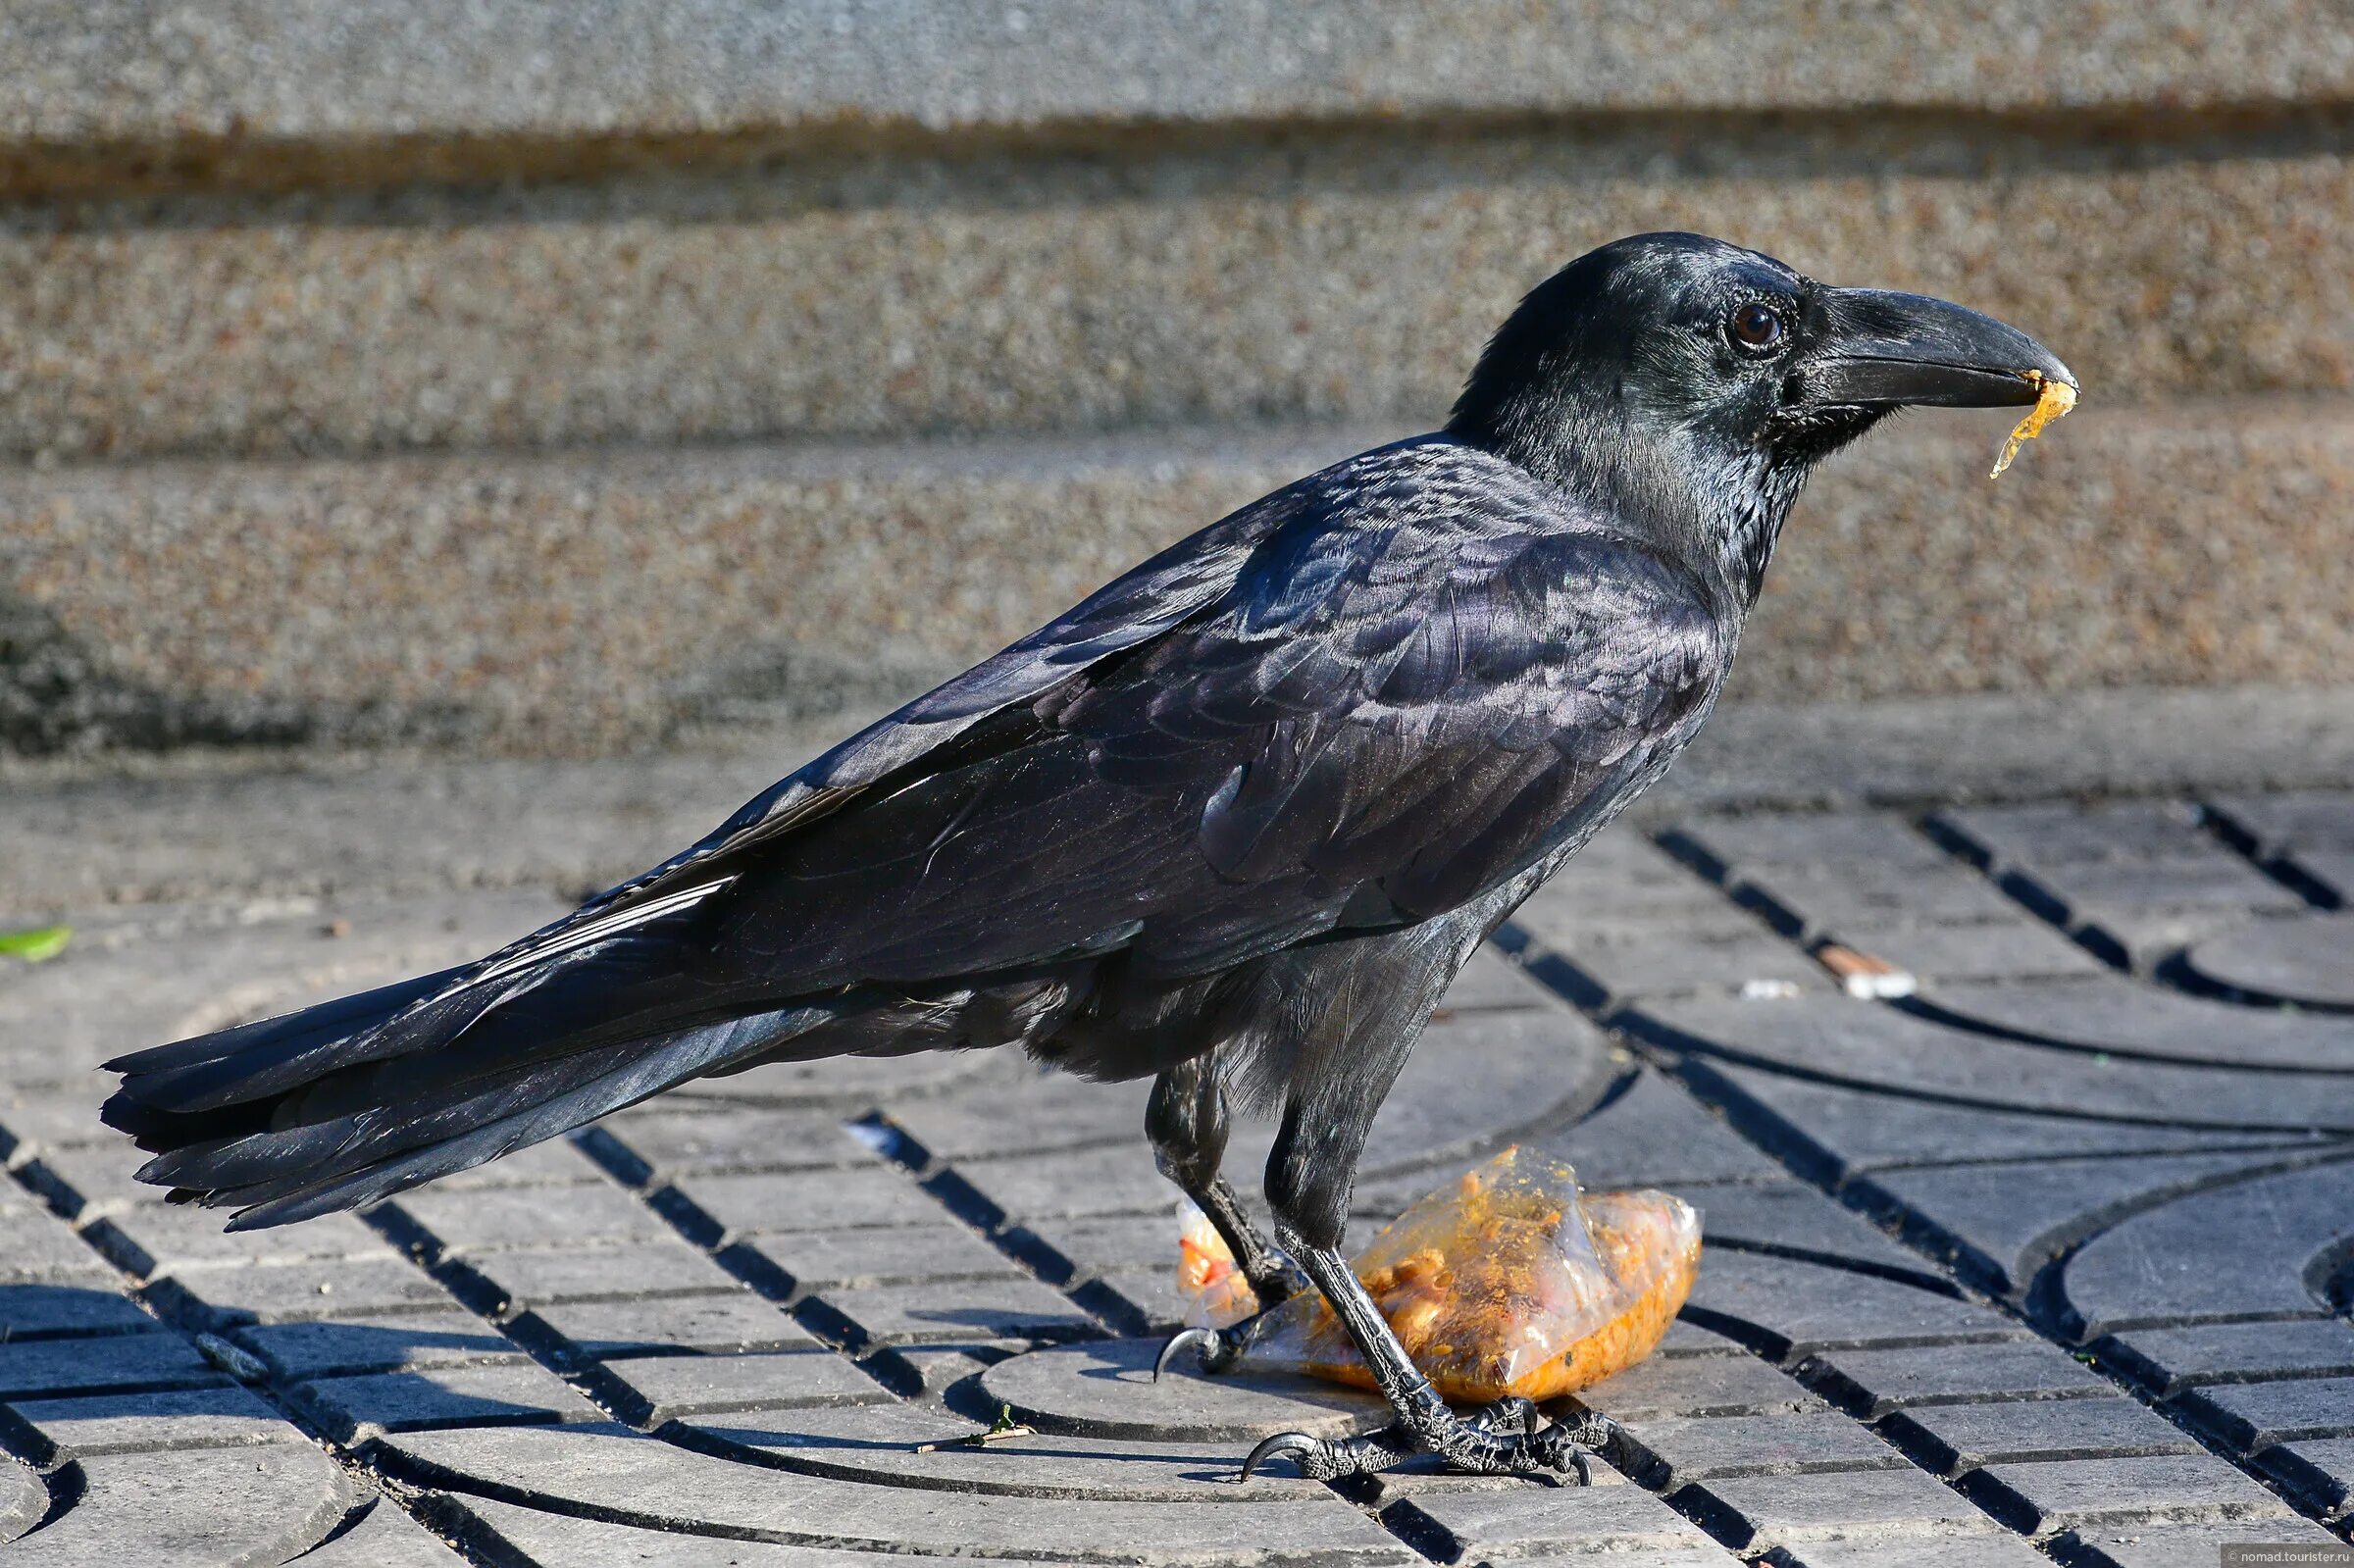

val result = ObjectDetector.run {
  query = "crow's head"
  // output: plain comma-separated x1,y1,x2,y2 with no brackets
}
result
1447,231,2073,605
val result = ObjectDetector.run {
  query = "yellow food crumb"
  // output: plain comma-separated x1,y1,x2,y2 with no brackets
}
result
1989,372,2077,479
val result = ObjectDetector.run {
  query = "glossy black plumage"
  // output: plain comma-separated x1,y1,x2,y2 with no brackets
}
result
106,435,1725,1225
102,233,2073,1476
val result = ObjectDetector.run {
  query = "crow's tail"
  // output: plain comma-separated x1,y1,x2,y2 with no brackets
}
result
101,947,840,1231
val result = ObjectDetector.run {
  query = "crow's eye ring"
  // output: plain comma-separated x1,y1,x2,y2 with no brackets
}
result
1730,303,1787,353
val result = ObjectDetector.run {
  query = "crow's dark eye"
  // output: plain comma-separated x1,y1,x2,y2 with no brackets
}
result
1730,303,1787,353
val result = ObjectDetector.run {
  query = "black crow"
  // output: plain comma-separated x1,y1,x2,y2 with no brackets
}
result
103,232,2072,1479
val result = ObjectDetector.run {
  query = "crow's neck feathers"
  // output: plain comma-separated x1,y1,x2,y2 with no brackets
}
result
1452,388,1813,616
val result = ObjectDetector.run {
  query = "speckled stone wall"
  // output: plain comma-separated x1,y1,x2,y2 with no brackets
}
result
6,406,2347,755
8,2,2354,143
5,126,2351,465
1,5,2350,755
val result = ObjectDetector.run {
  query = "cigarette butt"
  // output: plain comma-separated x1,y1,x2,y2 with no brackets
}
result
1814,942,1918,999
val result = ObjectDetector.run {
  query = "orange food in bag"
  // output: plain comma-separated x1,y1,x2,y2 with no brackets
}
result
1176,1147,1701,1403
1176,1200,1260,1330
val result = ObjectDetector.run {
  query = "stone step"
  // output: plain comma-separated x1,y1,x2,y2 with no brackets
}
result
3,398,2345,754
2,111,2349,463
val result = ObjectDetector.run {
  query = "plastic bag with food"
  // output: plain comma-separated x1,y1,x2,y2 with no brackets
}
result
1177,1146,1701,1403
1176,1199,1263,1331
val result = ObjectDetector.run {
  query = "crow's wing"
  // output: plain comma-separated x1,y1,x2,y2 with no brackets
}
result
336,436,1322,1011
708,467,1724,986
98,433,1306,1110
105,438,1724,1224
151,445,1723,1054
286,437,1721,1075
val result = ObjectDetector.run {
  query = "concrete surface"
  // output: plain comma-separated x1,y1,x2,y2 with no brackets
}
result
3,694,2351,1563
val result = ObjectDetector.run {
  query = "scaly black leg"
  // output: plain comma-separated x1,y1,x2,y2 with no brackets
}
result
1154,901,1583,1468
1148,1057,1306,1378
1236,1060,1620,1482
1238,1227,1619,1482
1191,1172,1303,1308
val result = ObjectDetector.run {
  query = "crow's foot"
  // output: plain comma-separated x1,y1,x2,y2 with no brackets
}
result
1152,1322,1255,1380
1151,1266,1304,1381
1240,1401,1613,1483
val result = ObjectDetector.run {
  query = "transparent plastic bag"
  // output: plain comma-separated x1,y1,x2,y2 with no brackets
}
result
1176,1200,1262,1331
1177,1146,1702,1402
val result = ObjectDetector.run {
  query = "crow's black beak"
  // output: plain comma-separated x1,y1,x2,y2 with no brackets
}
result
1793,287,2074,410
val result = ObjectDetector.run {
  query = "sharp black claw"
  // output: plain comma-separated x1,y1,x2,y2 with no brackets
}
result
1239,1430,1323,1483
1152,1326,1218,1383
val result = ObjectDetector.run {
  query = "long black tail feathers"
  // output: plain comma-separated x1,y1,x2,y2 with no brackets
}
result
101,969,836,1231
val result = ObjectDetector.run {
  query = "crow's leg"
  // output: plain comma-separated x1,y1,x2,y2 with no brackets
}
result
1149,1056,1299,1302
1240,1087,1617,1482
1240,1227,1616,1481
1148,1055,1305,1376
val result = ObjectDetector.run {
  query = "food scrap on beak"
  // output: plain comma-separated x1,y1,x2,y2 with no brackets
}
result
1796,287,2076,479
1989,371,2077,480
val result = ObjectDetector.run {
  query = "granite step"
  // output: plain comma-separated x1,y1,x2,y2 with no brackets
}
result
5,398,2350,752
12,0,2354,164
0,5,2350,462
0,112,2348,464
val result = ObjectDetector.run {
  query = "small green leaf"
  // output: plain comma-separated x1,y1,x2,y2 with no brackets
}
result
0,925,71,963
913,1403,1036,1453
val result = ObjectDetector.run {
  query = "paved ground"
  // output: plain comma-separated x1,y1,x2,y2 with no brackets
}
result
3,715,2353,1564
